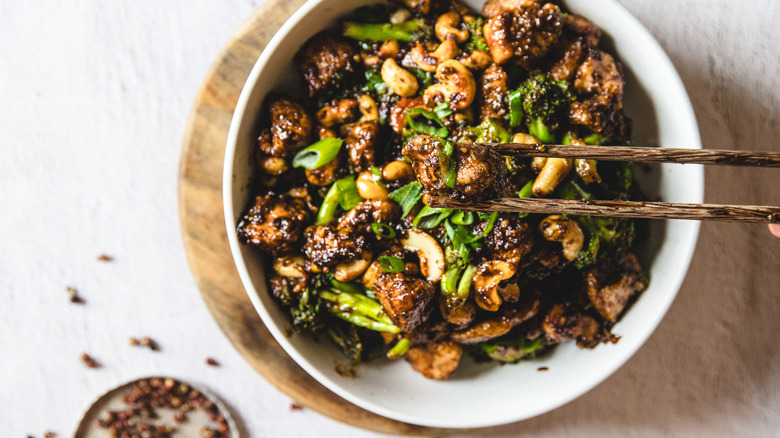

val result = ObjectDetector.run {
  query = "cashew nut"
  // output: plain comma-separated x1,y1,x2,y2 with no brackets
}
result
423,59,476,110
334,251,373,282
531,157,548,173
435,12,469,43
401,230,445,282
411,39,460,72
458,50,493,70
511,133,548,173
381,58,419,97
316,99,359,128
398,0,430,15
357,94,379,123
472,260,515,312
539,215,584,261
273,254,306,278
356,170,389,200
389,8,411,24
533,158,573,197
257,154,289,175
381,160,415,184
575,159,602,184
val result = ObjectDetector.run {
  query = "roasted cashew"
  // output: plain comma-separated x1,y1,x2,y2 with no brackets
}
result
575,159,601,184
401,230,445,282
539,215,584,261
423,59,476,110
381,160,415,184
531,157,548,173
356,170,389,200
533,158,573,196
411,39,460,72
257,154,288,175
381,58,419,97
362,38,401,67
458,50,493,70
435,12,469,43
511,133,547,173
472,260,515,312
357,94,379,123
273,254,306,278
334,251,373,282
389,8,411,24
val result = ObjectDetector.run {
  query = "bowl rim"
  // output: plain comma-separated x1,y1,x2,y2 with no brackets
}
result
223,0,702,428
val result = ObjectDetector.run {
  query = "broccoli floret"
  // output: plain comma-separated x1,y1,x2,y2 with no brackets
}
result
509,75,575,143
574,215,636,268
465,17,489,52
479,336,547,363
275,276,328,332
343,19,429,43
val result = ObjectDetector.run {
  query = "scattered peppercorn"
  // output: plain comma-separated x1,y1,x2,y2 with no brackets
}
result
44,432,56,438
81,353,100,368
290,403,303,411
97,254,113,262
66,286,85,304
205,357,219,367
129,337,140,346
537,366,549,372
141,337,160,351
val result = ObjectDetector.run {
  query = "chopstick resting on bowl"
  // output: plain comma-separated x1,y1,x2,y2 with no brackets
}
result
427,142,780,223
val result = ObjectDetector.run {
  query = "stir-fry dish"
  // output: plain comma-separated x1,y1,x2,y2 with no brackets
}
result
237,0,648,380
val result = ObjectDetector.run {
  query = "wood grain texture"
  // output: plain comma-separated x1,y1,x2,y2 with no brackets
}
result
177,1,459,434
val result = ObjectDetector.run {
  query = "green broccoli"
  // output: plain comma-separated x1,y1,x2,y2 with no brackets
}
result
479,336,547,363
275,276,328,332
319,289,400,334
508,75,575,143
465,17,489,52
342,19,429,43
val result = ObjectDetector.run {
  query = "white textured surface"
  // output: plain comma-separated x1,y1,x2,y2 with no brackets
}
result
1,1,778,437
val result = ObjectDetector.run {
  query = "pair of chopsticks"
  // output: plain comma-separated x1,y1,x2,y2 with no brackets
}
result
427,143,780,223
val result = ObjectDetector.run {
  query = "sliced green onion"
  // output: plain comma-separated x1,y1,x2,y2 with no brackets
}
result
413,205,453,229
315,182,341,225
450,210,474,226
518,180,534,199
438,138,457,189
335,176,361,210
508,89,524,128
291,138,343,170
433,102,453,119
371,166,387,189
371,222,396,239
405,108,449,137
387,338,412,359
378,255,404,273
388,181,423,218
465,211,498,244
528,118,555,143
441,265,462,296
456,264,477,301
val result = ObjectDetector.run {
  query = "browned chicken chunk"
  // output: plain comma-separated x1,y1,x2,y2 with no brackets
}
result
477,215,534,267
402,134,508,201
585,252,645,322
543,303,604,348
452,297,540,344
317,98,360,128
373,273,435,332
478,63,509,121
294,31,360,97
389,97,428,134
404,341,463,380
564,13,601,47
303,225,371,268
483,3,563,68
568,49,627,137
237,194,312,254
345,121,379,173
258,94,313,158
482,0,539,17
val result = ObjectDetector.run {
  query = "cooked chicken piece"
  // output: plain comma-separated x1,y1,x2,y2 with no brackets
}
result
542,303,604,348
483,3,563,68
305,152,342,186
294,31,360,97
316,98,360,128
564,13,601,47
237,194,312,254
302,225,371,269
585,252,645,322
258,95,313,158
337,200,402,230
482,0,539,17
344,121,379,173
517,239,566,280
476,215,534,267
548,36,587,82
389,97,428,134
268,274,307,301
402,134,508,201
451,297,540,344
404,341,463,380
373,273,435,332
574,50,623,98
439,295,477,326
478,63,508,121
407,318,452,345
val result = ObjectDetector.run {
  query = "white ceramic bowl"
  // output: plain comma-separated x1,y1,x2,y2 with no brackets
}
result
224,0,702,428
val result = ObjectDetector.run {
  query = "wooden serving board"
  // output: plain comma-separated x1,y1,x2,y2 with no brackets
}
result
178,1,461,434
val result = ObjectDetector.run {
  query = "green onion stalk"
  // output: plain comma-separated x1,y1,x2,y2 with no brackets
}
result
319,290,400,334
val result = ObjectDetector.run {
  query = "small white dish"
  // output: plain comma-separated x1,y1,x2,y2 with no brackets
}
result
223,0,702,428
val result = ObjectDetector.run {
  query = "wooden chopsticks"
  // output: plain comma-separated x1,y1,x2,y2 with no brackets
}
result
465,142,780,167
427,143,780,222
